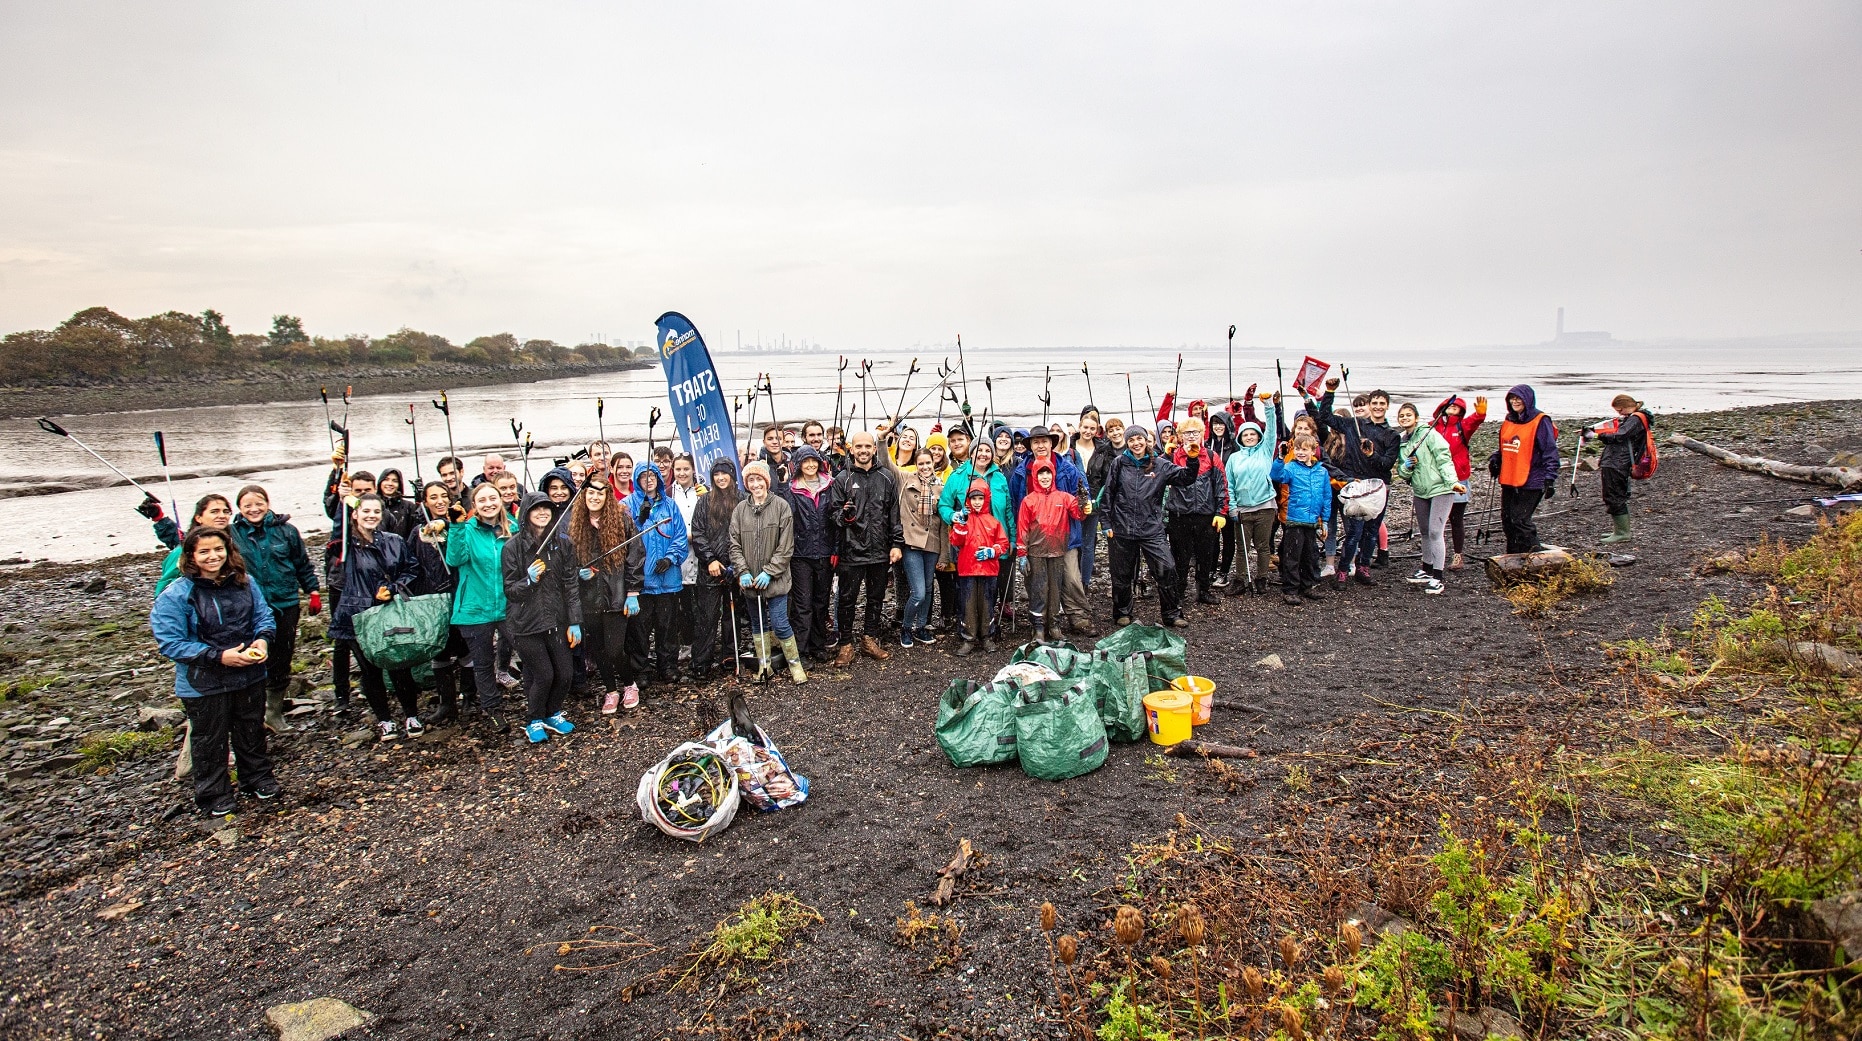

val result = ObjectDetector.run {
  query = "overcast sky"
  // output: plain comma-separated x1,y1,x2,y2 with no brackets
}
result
1,2,1857,351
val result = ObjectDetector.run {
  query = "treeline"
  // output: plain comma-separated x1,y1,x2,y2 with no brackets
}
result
2,307,653,386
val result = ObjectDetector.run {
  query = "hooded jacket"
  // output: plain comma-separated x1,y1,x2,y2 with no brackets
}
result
1224,401,1279,512
501,493,583,636
1431,396,1487,481
539,467,580,508
622,461,689,594
325,524,421,643
150,573,278,698
1008,449,1084,549
780,446,835,560
1206,413,1239,467
1497,384,1561,490
1270,455,1334,526
937,457,1014,544
1101,448,1198,541
1595,410,1651,472
688,472,739,586
1015,460,1084,559
377,469,420,541
949,479,1010,577
1308,390,1398,482
1398,425,1462,500
729,491,795,597
1164,441,1231,518
825,457,905,565
443,511,509,626
230,511,319,610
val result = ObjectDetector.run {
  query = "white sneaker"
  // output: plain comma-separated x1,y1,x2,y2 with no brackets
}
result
1319,562,1336,578
1405,569,1433,585
404,716,425,737
377,719,401,742
1423,578,1445,595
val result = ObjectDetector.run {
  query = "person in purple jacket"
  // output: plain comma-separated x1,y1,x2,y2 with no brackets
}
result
1492,384,1563,554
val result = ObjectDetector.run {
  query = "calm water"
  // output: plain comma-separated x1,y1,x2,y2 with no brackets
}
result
4,339,1858,562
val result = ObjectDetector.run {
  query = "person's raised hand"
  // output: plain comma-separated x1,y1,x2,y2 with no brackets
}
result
447,501,468,523
1325,376,1340,391
526,559,546,583
136,494,163,521
1474,396,1488,412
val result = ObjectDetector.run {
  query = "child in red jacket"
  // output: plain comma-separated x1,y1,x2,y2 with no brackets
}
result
949,478,1009,656
1015,460,1086,642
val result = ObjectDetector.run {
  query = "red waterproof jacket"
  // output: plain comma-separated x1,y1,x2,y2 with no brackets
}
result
948,478,1010,577
1431,395,1487,481
1015,461,1084,559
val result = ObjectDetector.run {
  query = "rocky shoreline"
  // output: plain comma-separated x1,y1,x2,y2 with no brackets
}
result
0,357,653,419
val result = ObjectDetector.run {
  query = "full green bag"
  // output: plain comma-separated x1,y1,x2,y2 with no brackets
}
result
1014,679,1109,781
936,679,1020,768
1093,623,1188,694
353,593,453,671
1012,642,1146,743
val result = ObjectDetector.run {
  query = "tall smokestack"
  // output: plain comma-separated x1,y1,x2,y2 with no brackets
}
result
1556,306,1564,341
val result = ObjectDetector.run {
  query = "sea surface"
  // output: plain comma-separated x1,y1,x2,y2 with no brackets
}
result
3,338,1858,563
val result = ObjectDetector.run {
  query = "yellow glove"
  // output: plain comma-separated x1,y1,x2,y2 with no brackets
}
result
1212,515,1227,531
1474,396,1488,413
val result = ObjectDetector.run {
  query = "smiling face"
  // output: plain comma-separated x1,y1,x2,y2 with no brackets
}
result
237,489,269,523
946,430,969,458
745,471,768,499
196,497,234,530
1396,404,1419,431
355,499,383,533
1369,394,1390,423
969,442,994,470
495,474,520,505
423,483,451,515
636,468,660,497
438,459,462,490
711,469,735,493
379,472,401,497
803,423,825,449
673,457,695,487
191,535,228,577
850,433,876,466
527,503,554,531
472,483,502,523
582,482,607,512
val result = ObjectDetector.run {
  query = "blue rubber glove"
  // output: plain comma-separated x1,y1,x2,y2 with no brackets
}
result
739,572,755,589
526,559,545,584
578,567,594,581
567,624,582,647
952,508,968,523
755,571,771,590
624,594,640,616
974,547,995,562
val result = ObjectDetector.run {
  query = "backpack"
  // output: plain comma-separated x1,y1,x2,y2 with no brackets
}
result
1629,409,1658,480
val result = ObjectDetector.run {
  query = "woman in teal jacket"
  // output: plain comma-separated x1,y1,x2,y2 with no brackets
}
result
1223,398,1277,594
232,484,321,730
936,440,1014,545
1395,401,1465,593
443,482,512,725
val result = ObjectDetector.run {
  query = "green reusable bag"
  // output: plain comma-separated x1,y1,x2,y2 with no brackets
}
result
1093,623,1188,694
353,592,452,671
1013,679,1109,781
935,678,1020,768
1011,642,1145,743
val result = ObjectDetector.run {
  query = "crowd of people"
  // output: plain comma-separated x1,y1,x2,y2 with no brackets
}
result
142,371,1654,817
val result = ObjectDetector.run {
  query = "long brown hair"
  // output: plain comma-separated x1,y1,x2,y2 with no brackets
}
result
569,483,633,564
180,527,247,585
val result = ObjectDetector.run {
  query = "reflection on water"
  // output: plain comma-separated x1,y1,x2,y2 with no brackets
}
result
3,340,1858,562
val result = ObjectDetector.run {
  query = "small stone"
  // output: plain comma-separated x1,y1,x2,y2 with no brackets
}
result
1783,504,1819,518
1443,1006,1525,1041
1810,890,1862,961
1254,653,1284,670
82,575,107,594
40,753,84,773
211,825,240,847
137,705,186,731
340,729,374,749
1789,642,1862,677
264,997,373,1041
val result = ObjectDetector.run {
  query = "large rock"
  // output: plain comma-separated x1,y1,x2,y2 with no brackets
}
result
1810,890,1862,962
264,997,373,1041
1443,1006,1525,1040
1787,642,1862,677
137,705,186,731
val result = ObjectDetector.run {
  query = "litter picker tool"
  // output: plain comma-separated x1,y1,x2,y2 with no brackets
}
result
902,360,952,421
152,431,180,523
889,357,919,430
319,387,336,452
937,384,959,428
761,374,779,434
754,593,772,680
1039,365,1052,429
404,405,423,482
1170,353,1183,422
1081,362,1096,414
743,375,763,458
341,386,352,441
1275,359,1284,402
955,334,972,417
728,574,742,678
523,433,536,485
833,356,848,437
648,407,662,456
581,514,676,570
1146,385,1156,425
855,360,872,432
983,376,996,433
1125,373,1137,425
510,419,531,484
596,397,606,445
1226,325,1236,406
431,391,456,460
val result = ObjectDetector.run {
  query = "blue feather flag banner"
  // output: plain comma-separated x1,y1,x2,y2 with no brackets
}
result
653,312,739,482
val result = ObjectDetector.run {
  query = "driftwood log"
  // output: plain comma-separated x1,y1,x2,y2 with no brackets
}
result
1485,547,1574,589
1667,434,1862,491
1162,738,1259,759
927,838,973,907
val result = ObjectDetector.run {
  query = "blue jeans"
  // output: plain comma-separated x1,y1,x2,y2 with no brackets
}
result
1340,516,1374,571
902,547,938,631
746,593,792,641
1077,515,1098,586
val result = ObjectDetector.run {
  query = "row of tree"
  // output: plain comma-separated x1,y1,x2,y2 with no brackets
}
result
2,307,652,386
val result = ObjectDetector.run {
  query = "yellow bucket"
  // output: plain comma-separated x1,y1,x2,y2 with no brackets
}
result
1172,675,1216,726
1143,690,1193,745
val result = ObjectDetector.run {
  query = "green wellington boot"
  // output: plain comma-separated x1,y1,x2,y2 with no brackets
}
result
1600,514,1633,544
779,636,809,684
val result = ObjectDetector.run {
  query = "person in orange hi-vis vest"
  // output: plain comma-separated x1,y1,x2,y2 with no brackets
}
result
1493,384,1562,554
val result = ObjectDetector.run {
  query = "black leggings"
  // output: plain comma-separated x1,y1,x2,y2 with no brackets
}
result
336,637,417,722
1448,500,1467,554
514,631,572,721
267,604,301,695
583,612,634,690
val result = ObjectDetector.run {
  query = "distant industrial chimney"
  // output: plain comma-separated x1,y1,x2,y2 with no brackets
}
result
1556,306,1564,340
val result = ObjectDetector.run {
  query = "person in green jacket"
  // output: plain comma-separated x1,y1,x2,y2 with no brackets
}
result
1395,402,1466,595
936,439,1014,546
233,485,321,730
441,482,512,727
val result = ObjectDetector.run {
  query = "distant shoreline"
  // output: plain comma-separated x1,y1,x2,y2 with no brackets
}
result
0,357,654,420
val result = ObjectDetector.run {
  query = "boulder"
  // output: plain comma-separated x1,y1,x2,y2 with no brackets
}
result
264,997,373,1041
1809,890,1862,962
1787,642,1862,677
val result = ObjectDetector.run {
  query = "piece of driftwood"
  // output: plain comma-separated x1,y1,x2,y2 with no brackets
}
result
1163,738,1259,759
1668,434,1862,491
928,838,973,907
1485,547,1574,589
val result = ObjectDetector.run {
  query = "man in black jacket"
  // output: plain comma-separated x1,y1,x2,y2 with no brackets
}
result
826,432,904,666
1101,427,1199,628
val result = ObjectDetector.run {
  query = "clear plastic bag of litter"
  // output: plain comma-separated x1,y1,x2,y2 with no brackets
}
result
1340,478,1388,519
704,721,810,812
636,742,741,842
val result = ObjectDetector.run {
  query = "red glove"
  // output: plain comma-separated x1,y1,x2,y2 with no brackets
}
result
830,555,839,569
307,591,322,615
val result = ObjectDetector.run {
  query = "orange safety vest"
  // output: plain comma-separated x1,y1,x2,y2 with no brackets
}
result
1497,417,1542,487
